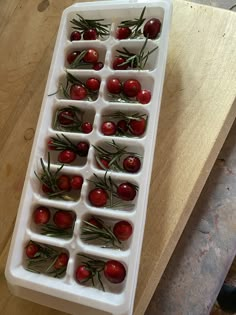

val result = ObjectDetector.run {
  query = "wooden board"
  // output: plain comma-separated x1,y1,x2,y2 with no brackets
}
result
0,1,236,314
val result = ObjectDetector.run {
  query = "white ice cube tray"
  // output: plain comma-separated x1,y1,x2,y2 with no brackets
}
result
5,1,172,314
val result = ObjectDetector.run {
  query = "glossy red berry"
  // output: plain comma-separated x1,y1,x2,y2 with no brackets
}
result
81,122,93,134
25,242,39,258
83,28,98,40
70,31,81,41
143,18,161,39
101,121,117,136
77,141,89,157
42,184,53,194
97,158,110,170
85,78,100,91
93,62,104,71
112,57,128,70
76,265,91,283
123,79,141,97
123,156,141,173
58,110,74,125
70,85,87,100
53,253,69,270
113,221,133,241
104,260,126,283
136,89,151,104
88,188,108,207
83,49,99,63
116,27,132,40
117,182,136,201
48,139,56,150
67,51,80,64
129,118,146,136
107,78,122,94
57,175,71,191
117,120,128,133
53,210,74,229
58,150,76,164
33,206,51,225
70,175,83,190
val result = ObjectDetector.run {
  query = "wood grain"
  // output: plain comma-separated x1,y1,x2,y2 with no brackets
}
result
0,1,236,314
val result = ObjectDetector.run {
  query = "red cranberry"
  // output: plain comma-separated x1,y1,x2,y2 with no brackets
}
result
116,27,132,40
101,121,117,136
67,51,80,64
83,29,98,40
77,142,89,157
106,78,122,94
112,57,128,70
81,122,93,134
93,62,104,71
123,79,141,97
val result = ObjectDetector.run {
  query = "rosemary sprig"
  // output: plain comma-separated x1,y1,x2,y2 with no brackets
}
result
103,111,147,121
77,254,106,291
107,92,138,103
49,133,78,153
118,6,146,39
71,14,110,38
93,140,142,172
81,218,121,248
115,36,158,70
25,241,67,278
34,152,75,201
41,224,73,238
53,106,84,132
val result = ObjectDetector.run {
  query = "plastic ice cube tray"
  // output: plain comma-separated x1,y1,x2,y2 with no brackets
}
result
5,1,172,314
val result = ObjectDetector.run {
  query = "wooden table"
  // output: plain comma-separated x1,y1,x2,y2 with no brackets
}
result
0,1,236,314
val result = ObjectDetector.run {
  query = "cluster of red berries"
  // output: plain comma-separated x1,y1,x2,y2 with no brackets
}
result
75,255,126,287
54,107,93,134
25,241,69,277
101,116,146,137
96,155,141,173
70,15,110,41
69,76,100,101
82,216,133,244
67,48,104,71
48,136,89,164
42,174,83,195
116,17,161,40
33,207,75,229
88,181,137,208
106,77,151,104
